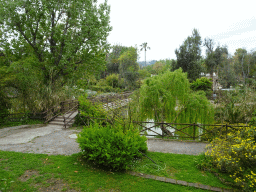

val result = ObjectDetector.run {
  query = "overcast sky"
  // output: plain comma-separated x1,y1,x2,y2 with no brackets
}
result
98,0,256,62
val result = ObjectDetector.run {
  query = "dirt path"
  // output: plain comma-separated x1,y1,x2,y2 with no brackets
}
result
0,124,210,156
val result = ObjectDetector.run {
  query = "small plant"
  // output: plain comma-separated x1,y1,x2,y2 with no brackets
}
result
76,122,147,171
195,152,213,171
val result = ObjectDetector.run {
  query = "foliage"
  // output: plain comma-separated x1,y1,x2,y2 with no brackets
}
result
90,85,119,93
0,118,44,129
118,46,139,89
249,111,256,126
203,39,229,77
217,53,237,88
106,73,119,88
191,77,212,91
106,44,129,74
74,94,107,126
91,76,124,92
0,0,111,110
76,122,147,171
0,67,12,117
131,69,214,124
203,38,216,76
233,48,250,84
138,69,151,79
140,42,150,68
152,61,165,74
191,77,213,98
203,125,256,191
174,29,202,81
215,87,256,124
129,69,214,140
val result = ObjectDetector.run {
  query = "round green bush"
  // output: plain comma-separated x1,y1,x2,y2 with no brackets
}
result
76,123,147,171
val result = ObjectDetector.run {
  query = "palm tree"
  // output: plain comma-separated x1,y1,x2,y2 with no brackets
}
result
140,42,150,68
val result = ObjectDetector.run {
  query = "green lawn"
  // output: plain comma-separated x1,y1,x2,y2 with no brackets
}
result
1,151,219,192
131,151,234,190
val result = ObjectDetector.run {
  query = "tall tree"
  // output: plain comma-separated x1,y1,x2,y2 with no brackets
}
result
118,46,139,89
174,29,202,81
204,38,216,78
130,69,214,137
233,48,250,84
217,53,237,88
0,0,112,110
105,44,129,74
140,42,150,68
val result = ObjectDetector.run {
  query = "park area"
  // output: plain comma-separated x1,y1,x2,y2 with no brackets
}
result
1,0,256,191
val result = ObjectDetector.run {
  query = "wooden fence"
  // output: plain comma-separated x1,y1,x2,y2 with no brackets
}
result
78,115,250,141
0,99,79,126
133,121,249,141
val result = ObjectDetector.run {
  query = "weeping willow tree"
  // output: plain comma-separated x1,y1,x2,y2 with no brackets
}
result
129,68,214,139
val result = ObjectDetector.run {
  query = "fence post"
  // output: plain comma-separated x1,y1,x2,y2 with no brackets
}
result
161,122,164,139
193,123,196,140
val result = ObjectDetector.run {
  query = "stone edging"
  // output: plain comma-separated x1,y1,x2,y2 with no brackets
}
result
127,171,237,192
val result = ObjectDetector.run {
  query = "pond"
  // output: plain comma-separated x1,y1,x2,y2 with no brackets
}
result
141,119,203,140
123,107,204,140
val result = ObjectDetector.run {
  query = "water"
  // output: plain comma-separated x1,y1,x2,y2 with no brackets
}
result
142,119,176,138
142,119,203,140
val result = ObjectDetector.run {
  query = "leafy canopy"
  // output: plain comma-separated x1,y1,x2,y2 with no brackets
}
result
0,0,112,86
174,28,202,81
131,68,214,124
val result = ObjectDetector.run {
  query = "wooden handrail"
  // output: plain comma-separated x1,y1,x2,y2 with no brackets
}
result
63,103,79,128
79,116,250,140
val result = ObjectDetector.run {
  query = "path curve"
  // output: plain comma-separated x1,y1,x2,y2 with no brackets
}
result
0,124,210,156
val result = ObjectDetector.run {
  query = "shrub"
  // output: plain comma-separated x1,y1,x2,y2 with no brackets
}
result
215,87,256,124
106,74,119,88
91,85,116,93
202,125,256,191
191,77,213,99
74,94,107,126
77,123,147,171
118,78,125,89
191,77,212,91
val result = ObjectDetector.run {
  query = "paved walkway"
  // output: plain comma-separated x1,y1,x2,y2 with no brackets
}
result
0,124,209,155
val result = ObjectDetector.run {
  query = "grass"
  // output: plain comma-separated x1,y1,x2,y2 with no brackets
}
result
0,119,44,129
1,151,216,192
131,151,235,190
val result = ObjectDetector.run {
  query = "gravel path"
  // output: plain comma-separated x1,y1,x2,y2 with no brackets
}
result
0,125,210,156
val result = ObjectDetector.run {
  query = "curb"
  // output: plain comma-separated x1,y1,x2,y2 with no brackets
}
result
128,171,237,192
